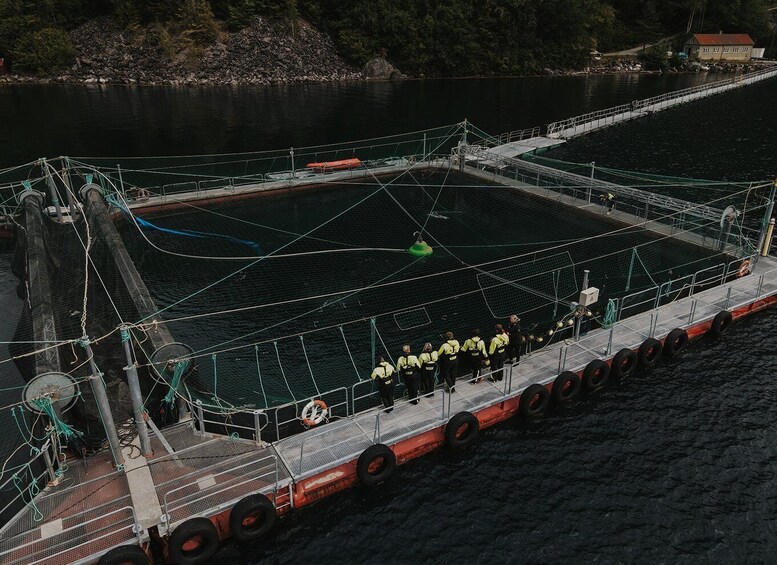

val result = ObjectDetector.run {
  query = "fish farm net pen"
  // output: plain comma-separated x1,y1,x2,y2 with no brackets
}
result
0,121,772,460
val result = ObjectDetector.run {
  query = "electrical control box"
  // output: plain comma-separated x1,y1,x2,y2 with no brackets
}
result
578,287,599,307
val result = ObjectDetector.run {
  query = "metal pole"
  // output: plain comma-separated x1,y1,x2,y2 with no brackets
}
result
763,218,776,256
370,317,377,369
422,133,427,162
757,179,777,255
62,157,77,221
120,326,152,456
81,337,125,468
462,119,468,144
253,410,263,444
625,248,636,291
116,164,125,196
41,158,63,222
575,270,590,341
588,161,595,202
290,147,295,182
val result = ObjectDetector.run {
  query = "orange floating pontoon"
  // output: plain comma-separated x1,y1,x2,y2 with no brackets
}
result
306,157,361,172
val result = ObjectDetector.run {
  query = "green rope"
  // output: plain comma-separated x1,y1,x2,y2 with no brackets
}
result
13,469,43,522
120,327,130,343
163,360,190,405
31,397,83,441
603,299,617,328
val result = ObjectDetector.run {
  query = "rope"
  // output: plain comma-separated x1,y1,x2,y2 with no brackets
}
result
254,346,269,409
273,341,296,401
339,326,361,383
299,336,321,396
603,299,617,328
162,360,190,406
31,397,83,442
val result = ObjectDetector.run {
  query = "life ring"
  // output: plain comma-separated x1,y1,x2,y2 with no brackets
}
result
709,310,733,338
582,359,610,390
97,545,149,565
300,399,328,427
445,411,479,448
639,338,662,368
552,371,581,405
229,494,276,543
519,383,550,418
737,259,750,278
611,348,638,379
663,328,689,358
408,155,417,165
357,443,396,486
169,517,219,565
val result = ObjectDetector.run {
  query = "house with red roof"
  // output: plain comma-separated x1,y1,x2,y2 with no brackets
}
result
684,33,755,61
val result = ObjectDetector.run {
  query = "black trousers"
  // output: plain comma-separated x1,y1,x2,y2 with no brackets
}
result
421,368,436,395
441,360,458,390
377,380,395,409
507,337,521,363
468,355,482,381
491,353,505,381
402,371,420,403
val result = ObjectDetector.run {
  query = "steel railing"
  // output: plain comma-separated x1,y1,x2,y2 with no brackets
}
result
160,452,281,533
547,66,777,138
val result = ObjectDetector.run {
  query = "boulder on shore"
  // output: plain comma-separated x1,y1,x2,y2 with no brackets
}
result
362,57,403,80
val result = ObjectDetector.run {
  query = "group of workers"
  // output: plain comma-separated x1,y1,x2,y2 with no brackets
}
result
370,314,524,411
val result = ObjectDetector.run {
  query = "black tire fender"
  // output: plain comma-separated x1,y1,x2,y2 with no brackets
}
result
169,517,219,565
583,359,610,390
611,348,638,379
519,383,550,418
229,494,276,543
663,328,689,358
445,411,479,448
98,545,149,565
357,443,396,486
639,338,662,368
709,310,733,338
552,371,581,405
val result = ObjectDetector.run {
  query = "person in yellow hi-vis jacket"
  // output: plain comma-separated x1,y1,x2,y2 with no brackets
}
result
418,342,438,397
462,328,488,383
488,324,509,382
371,355,395,412
437,332,460,392
396,344,421,405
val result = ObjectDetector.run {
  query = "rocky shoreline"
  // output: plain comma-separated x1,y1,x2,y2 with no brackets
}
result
0,16,770,86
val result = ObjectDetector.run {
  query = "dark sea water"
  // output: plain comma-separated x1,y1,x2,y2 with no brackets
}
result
1,73,777,562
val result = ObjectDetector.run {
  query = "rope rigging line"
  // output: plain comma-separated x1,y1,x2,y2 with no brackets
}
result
111,190,405,261
254,346,269,409
123,179,766,356
339,326,362,383
299,336,321,396
70,122,465,162
146,210,735,364
119,124,465,326
273,341,296,402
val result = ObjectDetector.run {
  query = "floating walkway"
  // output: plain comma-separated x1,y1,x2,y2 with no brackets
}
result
546,64,777,139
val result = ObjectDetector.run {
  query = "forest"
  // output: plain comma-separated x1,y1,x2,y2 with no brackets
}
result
0,0,774,74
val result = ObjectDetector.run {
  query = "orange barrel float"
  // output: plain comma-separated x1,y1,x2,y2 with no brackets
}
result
306,158,362,173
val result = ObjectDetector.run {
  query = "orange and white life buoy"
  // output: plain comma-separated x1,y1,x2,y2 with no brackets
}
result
737,259,751,278
301,399,328,427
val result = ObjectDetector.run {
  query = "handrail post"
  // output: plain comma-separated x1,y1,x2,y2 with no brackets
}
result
253,410,263,444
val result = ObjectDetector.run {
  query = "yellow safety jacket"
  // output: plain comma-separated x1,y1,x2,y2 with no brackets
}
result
418,351,438,374
489,333,509,356
462,336,487,359
370,362,395,385
437,340,460,363
396,354,420,377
